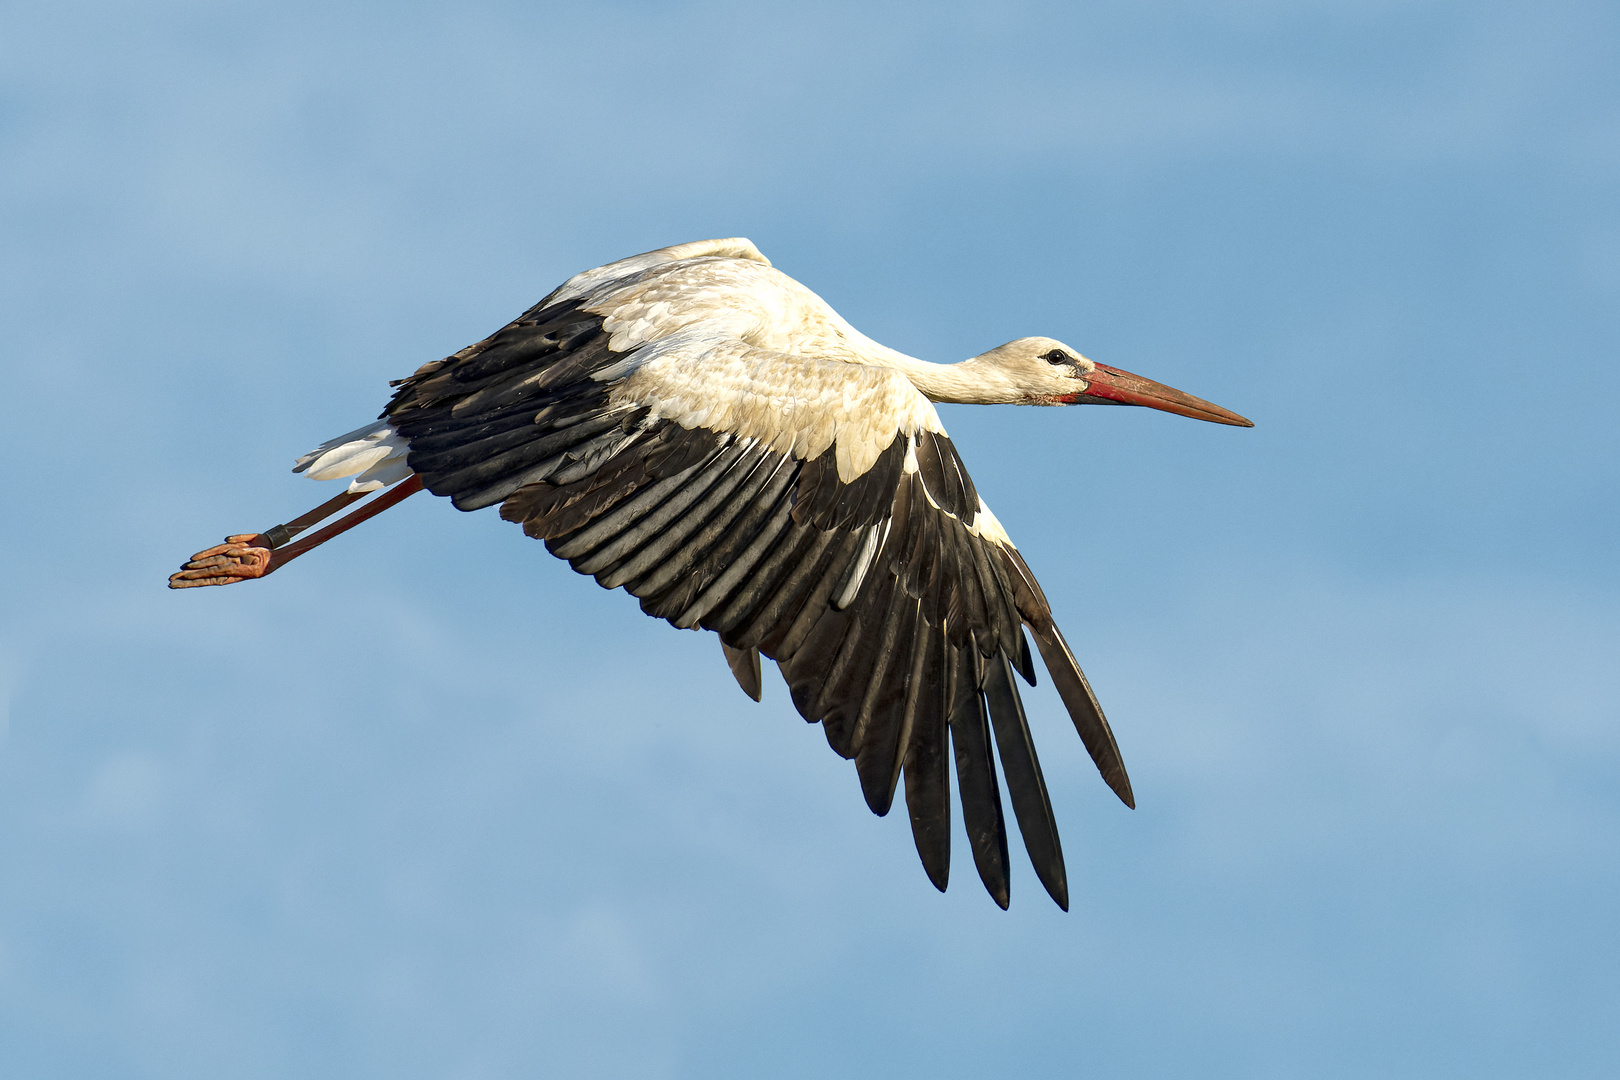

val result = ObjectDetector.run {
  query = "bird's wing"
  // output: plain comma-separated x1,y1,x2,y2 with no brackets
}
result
382,259,1131,910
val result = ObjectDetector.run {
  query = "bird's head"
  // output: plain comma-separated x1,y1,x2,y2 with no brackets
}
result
978,337,1254,426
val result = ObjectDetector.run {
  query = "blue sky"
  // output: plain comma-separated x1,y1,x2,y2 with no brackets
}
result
2,1,1617,1077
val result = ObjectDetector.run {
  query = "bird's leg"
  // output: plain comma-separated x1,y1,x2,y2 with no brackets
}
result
168,475,425,589
265,474,424,567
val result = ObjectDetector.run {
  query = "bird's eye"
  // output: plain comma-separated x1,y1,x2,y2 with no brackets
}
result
1043,349,1070,365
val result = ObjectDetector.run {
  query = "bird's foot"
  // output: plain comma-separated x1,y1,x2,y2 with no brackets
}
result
168,535,278,589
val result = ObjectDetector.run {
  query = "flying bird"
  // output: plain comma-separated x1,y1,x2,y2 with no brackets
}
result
170,238,1252,909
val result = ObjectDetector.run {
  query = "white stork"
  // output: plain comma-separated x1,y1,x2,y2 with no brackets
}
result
170,238,1252,909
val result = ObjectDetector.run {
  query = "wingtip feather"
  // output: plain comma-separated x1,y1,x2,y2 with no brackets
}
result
720,640,763,701
1027,623,1134,807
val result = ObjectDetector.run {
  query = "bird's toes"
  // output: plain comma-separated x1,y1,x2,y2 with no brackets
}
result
168,541,275,588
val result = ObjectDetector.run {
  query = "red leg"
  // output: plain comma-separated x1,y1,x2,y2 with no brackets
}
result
169,475,425,589
266,474,424,567
268,488,371,546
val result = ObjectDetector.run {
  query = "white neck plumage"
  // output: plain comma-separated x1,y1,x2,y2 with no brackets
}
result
886,353,1035,405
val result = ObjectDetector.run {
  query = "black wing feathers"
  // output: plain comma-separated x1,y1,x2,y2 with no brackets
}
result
722,642,763,702
384,297,1129,907
1001,546,1135,809
948,646,1011,909
901,621,951,891
982,650,1069,910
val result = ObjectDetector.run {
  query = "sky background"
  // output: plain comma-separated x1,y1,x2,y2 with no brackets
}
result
3,1,1618,1077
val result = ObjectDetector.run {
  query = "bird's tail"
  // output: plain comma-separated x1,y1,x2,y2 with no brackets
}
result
293,420,413,492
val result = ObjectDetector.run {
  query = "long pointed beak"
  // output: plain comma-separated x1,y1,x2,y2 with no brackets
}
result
1071,363,1254,427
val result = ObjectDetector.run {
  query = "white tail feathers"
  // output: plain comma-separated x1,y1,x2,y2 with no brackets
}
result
294,421,413,492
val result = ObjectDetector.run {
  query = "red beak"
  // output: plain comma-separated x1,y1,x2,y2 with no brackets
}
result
1070,363,1254,427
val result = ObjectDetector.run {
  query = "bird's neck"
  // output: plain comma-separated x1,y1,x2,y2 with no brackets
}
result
865,349,1026,405
812,309,1027,404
